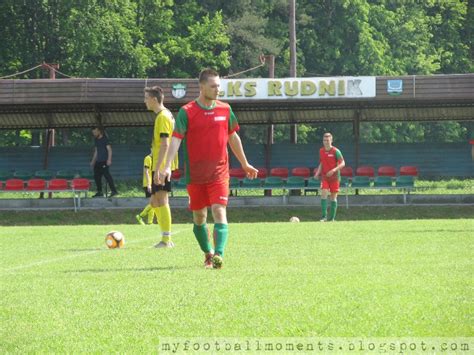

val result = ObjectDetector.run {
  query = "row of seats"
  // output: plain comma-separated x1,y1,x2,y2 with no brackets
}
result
226,166,418,179
0,169,93,182
173,175,415,190
0,178,90,191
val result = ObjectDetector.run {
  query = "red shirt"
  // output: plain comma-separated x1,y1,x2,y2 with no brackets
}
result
319,146,344,182
173,100,240,184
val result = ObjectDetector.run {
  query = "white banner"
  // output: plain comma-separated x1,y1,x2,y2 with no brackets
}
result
219,77,376,100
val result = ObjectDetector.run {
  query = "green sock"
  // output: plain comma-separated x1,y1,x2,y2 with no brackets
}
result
213,223,229,256
193,223,212,253
330,200,338,220
321,199,328,218
140,204,152,218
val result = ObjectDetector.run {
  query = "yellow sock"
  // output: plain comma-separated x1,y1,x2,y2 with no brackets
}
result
155,205,172,242
140,204,152,218
147,209,155,224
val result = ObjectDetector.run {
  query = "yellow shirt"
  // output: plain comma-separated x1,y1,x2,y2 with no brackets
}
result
143,154,152,187
152,109,179,172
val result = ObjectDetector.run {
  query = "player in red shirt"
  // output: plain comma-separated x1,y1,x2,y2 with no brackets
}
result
159,68,258,269
314,132,345,221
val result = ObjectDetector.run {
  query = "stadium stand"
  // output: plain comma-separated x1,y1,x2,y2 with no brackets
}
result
5,179,24,191
13,170,32,181
291,167,310,178
34,170,55,180
400,166,418,177
257,168,268,179
0,177,91,211
377,166,397,177
355,166,375,178
270,167,289,179
27,179,47,191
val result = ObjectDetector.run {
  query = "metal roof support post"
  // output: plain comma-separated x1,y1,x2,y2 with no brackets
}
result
264,54,275,172
353,111,361,170
289,0,297,144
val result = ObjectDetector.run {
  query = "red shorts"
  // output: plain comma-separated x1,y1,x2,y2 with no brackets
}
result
321,179,340,193
187,180,229,211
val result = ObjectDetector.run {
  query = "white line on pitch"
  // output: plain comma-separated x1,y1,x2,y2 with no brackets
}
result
1,230,183,273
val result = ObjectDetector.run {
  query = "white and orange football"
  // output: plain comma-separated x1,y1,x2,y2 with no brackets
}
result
105,231,125,249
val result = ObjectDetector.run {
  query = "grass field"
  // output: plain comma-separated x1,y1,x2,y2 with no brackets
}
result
1,217,472,352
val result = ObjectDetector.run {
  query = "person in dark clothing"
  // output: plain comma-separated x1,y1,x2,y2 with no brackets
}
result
90,126,118,197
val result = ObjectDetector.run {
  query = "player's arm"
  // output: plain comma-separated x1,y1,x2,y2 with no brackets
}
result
153,135,170,185
144,166,151,192
327,151,345,177
106,144,112,166
159,137,182,183
90,148,97,168
314,163,322,178
159,108,186,183
228,132,258,179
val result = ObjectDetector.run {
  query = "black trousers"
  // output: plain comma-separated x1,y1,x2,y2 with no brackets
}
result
94,162,117,194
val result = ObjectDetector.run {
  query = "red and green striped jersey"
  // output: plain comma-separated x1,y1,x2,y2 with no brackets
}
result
319,146,344,182
173,100,240,184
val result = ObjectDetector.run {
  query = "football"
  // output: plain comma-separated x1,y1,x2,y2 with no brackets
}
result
289,216,300,223
105,231,125,249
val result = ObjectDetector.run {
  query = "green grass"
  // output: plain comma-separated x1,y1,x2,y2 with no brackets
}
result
1,219,472,352
1,205,474,226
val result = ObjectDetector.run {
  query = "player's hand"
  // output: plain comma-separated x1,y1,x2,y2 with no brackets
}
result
147,184,152,193
106,159,112,166
326,169,335,177
242,164,258,179
314,171,320,179
158,167,171,184
90,161,94,169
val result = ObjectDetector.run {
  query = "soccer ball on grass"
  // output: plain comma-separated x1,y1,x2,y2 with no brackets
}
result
105,231,125,249
289,216,300,223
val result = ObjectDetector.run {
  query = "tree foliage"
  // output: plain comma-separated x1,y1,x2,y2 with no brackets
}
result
0,0,472,145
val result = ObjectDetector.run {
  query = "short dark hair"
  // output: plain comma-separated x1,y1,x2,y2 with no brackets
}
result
92,126,104,134
144,86,164,103
199,68,219,83
323,132,333,138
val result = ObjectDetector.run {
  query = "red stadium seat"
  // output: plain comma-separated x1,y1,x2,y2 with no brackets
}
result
399,166,418,176
72,178,90,191
291,167,310,178
229,168,246,179
5,179,25,191
48,178,69,190
256,168,268,179
27,179,46,191
171,169,183,180
341,167,354,177
270,167,289,178
378,166,396,177
356,166,375,177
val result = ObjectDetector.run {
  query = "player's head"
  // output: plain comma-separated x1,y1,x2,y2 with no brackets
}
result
323,132,333,148
92,126,104,138
144,86,164,110
199,68,220,101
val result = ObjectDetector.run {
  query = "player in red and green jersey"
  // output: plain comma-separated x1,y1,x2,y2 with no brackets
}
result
314,132,345,221
159,68,258,269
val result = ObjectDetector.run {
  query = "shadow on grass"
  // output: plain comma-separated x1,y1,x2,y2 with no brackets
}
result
1,205,473,226
64,266,187,273
61,248,103,252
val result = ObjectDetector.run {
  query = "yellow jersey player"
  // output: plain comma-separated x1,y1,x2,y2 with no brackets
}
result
136,149,157,225
144,86,179,248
